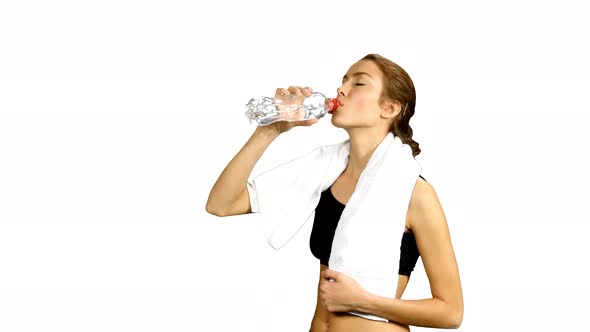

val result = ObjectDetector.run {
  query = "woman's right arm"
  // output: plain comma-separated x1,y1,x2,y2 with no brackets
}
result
205,126,280,216
205,86,317,217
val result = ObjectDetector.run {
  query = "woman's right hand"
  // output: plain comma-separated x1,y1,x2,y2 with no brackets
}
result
256,86,320,136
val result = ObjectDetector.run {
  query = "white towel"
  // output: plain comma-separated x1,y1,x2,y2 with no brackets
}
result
247,132,422,322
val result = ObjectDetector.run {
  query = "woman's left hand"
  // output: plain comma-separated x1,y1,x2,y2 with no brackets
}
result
319,269,369,313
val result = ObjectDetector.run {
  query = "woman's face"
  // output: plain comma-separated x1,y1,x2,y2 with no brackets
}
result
331,60,388,129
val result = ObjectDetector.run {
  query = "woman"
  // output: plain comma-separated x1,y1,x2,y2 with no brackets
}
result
206,54,464,331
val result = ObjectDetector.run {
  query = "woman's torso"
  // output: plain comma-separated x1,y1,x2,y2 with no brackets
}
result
309,173,425,332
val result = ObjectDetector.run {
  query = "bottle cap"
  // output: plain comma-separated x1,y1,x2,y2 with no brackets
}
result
327,98,339,113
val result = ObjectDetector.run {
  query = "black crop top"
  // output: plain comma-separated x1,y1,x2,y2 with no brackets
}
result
309,175,425,276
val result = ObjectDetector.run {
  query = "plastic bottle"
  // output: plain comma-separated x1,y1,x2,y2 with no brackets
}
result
244,92,339,126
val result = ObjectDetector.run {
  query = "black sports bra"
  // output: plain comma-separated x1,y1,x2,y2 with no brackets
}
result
309,175,425,276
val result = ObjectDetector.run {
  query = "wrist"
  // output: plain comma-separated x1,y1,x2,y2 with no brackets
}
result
354,290,374,313
254,126,281,140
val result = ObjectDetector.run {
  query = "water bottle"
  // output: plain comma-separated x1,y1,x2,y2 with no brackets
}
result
244,92,339,126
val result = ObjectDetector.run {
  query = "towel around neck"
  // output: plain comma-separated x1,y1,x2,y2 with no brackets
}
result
247,132,422,322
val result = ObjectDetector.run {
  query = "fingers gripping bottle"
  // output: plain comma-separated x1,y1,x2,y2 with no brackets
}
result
244,92,339,126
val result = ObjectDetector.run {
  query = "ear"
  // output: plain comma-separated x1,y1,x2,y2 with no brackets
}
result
381,100,402,120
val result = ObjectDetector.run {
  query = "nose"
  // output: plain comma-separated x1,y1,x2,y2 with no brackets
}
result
337,84,347,97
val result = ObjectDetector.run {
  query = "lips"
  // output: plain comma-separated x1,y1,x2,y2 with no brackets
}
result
329,99,344,114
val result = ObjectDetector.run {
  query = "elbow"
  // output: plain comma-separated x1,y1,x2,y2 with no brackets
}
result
205,202,226,217
447,308,463,329
206,201,239,217
205,208,218,217
206,208,229,217
205,205,218,216
436,299,463,329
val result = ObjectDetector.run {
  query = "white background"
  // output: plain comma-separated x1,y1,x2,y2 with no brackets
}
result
1,1,589,331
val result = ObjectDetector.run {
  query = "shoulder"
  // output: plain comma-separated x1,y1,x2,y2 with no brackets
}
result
410,177,435,210
415,176,433,195
407,177,445,230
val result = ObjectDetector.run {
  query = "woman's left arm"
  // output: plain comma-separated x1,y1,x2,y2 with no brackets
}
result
354,178,464,328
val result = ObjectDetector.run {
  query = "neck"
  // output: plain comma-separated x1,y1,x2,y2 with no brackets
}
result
343,128,390,179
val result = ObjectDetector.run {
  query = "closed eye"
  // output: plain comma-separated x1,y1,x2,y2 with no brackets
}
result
354,83,365,86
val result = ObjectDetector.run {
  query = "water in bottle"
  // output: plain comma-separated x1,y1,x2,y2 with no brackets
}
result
245,92,339,126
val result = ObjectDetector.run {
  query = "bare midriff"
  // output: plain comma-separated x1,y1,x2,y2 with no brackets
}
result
309,264,410,332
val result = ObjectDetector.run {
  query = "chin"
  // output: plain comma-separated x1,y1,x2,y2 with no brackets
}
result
330,116,345,129
330,114,360,129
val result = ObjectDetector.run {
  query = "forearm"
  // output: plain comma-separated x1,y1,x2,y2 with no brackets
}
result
354,293,462,329
206,127,280,214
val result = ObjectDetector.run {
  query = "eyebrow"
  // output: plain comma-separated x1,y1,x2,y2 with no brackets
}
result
342,72,373,81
